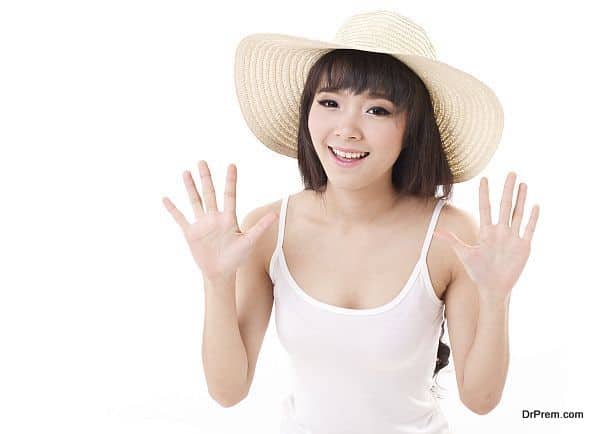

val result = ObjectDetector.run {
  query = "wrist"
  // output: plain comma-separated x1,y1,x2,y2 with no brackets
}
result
203,271,236,286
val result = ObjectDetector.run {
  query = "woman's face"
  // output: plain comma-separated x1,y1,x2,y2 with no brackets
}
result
307,88,407,188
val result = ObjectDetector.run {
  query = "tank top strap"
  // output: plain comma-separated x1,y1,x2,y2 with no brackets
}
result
275,195,291,252
418,198,447,263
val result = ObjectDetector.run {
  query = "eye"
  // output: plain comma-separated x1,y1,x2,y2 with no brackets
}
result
317,99,337,108
367,107,391,116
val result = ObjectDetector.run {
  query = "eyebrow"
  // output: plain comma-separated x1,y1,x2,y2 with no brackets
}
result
316,86,393,101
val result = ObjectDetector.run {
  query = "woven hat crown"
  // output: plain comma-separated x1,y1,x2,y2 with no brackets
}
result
333,10,437,59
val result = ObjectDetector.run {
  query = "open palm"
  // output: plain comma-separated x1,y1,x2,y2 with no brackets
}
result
162,161,278,282
434,172,540,299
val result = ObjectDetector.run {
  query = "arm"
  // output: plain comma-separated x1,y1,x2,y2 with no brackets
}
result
202,275,249,407
444,223,510,414
163,161,277,408
436,172,540,415
462,291,510,412
201,204,276,407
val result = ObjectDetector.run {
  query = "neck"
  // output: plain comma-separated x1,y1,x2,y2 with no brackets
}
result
316,181,408,228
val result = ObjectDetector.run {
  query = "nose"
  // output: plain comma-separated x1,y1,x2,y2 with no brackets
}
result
334,111,363,141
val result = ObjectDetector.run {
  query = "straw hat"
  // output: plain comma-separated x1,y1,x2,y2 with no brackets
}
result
233,10,504,183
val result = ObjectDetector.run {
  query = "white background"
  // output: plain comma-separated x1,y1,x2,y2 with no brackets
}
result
0,0,598,433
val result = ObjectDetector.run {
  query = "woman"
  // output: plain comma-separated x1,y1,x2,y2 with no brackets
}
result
162,10,540,434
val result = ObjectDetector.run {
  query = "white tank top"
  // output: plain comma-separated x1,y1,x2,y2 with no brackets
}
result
268,194,452,434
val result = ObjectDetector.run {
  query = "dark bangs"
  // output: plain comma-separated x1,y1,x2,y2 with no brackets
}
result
313,49,411,114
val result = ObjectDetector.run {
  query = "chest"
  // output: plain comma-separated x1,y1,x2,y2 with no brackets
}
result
279,221,451,310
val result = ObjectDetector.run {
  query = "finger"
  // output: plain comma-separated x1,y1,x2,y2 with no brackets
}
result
479,177,492,227
198,160,219,212
162,196,190,231
523,204,540,243
499,171,517,227
183,170,204,220
242,212,278,250
223,164,237,216
511,182,527,236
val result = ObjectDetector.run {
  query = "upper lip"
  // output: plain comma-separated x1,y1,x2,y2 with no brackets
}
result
328,145,369,154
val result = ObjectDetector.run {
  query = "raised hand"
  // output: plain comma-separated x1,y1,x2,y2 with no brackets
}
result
162,161,279,283
434,172,540,300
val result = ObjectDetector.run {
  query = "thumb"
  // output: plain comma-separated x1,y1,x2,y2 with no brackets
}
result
433,228,468,252
243,212,279,248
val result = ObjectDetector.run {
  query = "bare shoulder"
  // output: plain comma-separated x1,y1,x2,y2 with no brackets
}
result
240,198,283,275
439,202,479,242
437,201,480,279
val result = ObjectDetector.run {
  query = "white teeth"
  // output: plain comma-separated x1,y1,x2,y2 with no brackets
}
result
330,147,369,159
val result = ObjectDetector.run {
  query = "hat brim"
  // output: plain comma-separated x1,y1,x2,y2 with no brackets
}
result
234,33,504,183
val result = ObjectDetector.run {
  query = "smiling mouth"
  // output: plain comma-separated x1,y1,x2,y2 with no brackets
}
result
327,146,370,159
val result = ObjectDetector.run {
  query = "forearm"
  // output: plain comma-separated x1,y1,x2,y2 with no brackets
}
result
202,275,249,406
461,292,511,413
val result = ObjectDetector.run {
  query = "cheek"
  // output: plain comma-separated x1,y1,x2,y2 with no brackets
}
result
307,108,327,140
373,122,404,150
